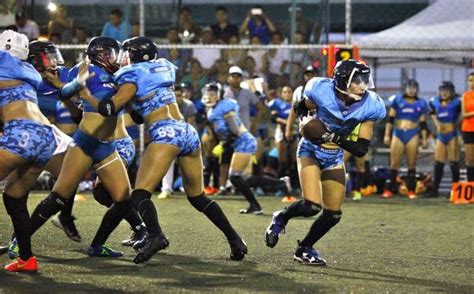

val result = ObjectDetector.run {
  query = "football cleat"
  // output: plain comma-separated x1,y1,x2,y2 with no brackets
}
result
52,214,82,242
204,186,219,196
122,225,147,247
133,233,169,264
265,211,286,248
293,242,326,266
381,190,393,199
239,204,263,215
7,238,19,260
87,244,123,257
4,256,38,273
157,191,172,200
352,191,362,201
229,238,248,261
407,191,417,199
281,196,297,203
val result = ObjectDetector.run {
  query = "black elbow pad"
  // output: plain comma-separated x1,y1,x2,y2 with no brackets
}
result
130,110,144,125
98,100,116,117
71,110,83,125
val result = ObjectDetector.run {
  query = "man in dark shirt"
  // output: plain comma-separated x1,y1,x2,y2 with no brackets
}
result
211,6,238,44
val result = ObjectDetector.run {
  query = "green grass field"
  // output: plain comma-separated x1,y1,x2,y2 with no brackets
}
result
0,194,472,293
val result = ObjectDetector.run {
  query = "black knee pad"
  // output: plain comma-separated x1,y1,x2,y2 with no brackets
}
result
321,209,342,227
301,199,322,217
93,183,113,207
131,189,152,209
112,199,132,215
229,174,244,187
188,194,214,212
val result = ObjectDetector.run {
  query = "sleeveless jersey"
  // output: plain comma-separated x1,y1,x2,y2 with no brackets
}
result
429,95,461,124
303,77,386,138
388,94,428,122
207,98,241,141
115,58,177,117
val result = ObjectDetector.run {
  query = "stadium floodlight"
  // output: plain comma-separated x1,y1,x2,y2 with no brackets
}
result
47,2,58,12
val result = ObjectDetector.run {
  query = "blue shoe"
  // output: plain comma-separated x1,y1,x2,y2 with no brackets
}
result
87,244,123,257
7,238,19,260
265,211,286,248
293,242,326,266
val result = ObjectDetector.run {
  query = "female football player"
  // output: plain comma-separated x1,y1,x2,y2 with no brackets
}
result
27,37,134,259
265,60,386,265
461,72,474,182
0,30,73,272
429,82,461,197
382,80,428,199
80,37,247,264
203,82,263,213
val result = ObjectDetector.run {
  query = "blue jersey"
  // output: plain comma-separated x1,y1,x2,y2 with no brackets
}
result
303,77,386,137
388,94,428,122
429,95,461,124
55,101,74,124
68,63,116,113
115,58,177,117
37,66,70,116
0,50,42,107
207,98,241,141
267,97,291,119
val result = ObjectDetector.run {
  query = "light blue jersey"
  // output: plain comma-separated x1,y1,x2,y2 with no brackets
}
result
115,58,177,117
207,98,241,142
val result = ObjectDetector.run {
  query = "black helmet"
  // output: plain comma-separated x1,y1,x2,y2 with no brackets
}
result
86,36,121,73
333,59,371,96
120,37,157,64
439,81,455,93
405,79,419,89
27,40,64,71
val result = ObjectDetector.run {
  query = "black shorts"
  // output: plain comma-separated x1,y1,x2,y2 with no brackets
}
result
462,131,474,144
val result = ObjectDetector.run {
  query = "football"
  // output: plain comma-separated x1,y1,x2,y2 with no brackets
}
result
300,117,328,142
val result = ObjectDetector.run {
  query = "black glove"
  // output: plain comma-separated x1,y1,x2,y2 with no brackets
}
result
130,110,144,125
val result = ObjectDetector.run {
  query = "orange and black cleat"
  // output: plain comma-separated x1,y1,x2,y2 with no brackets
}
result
381,190,393,199
4,256,38,273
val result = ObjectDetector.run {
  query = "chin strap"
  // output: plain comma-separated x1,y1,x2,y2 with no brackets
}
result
335,86,365,101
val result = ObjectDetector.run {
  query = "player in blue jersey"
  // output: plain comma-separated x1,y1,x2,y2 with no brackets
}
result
26,40,82,242
203,82,263,213
382,80,429,199
265,60,386,265
429,81,461,197
27,37,134,259
268,85,298,200
80,37,247,264
0,30,76,272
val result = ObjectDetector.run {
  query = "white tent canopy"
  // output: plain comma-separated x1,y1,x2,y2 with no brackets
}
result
354,0,474,61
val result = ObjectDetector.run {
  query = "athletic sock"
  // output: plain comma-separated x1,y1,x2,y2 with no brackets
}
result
229,175,260,208
30,192,67,235
406,169,416,192
188,194,240,242
449,161,460,183
355,171,364,191
280,199,321,224
60,195,75,218
3,193,32,261
433,161,444,194
124,208,143,232
132,189,162,236
466,166,474,182
299,209,342,248
386,169,398,192
91,200,132,246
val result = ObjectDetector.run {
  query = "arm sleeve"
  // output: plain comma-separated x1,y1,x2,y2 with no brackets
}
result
337,138,370,158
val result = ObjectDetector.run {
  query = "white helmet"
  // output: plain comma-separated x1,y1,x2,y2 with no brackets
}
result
0,30,29,60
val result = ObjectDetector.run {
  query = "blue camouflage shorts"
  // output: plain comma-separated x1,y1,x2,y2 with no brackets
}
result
0,119,56,166
116,136,136,167
297,138,344,170
234,132,257,154
148,119,201,156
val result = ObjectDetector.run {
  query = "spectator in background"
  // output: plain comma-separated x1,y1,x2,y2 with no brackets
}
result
461,72,474,182
158,27,191,77
73,26,89,44
101,8,130,42
15,11,39,40
264,31,289,89
281,6,320,43
247,35,266,78
211,6,238,44
210,58,230,85
224,66,266,135
221,34,246,67
239,6,277,45
48,5,73,43
180,59,209,95
242,56,258,79
177,6,200,43
131,22,140,37
192,26,221,74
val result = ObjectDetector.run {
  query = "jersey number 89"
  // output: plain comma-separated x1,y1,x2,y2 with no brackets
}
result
157,126,176,138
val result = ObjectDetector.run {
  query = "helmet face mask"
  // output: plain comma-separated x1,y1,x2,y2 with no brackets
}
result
334,59,374,101
201,82,222,107
86,37,121,73
28,42,64,72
